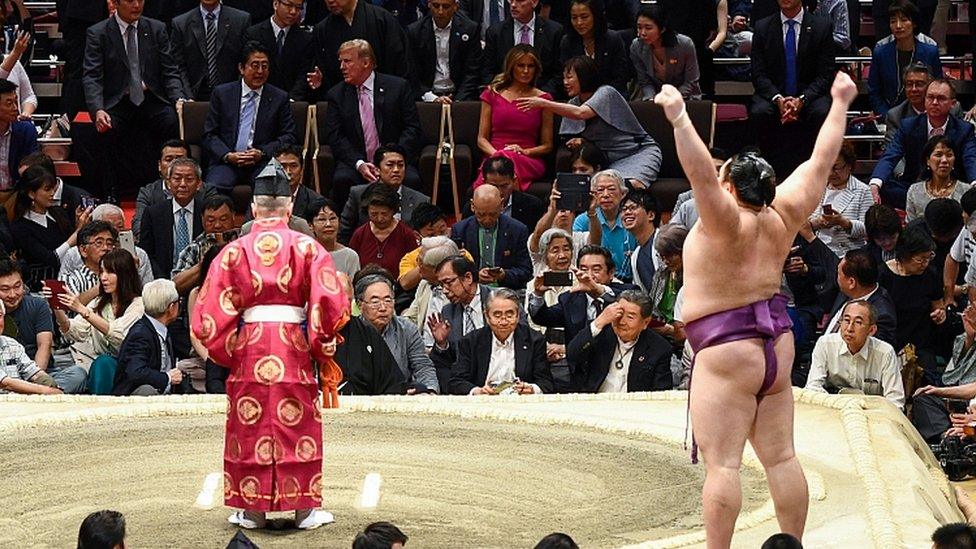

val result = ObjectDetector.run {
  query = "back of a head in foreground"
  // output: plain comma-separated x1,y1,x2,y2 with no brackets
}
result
760,533,803,549
77,510,125,549
534,532,580,549
724,151,777,208
352,521,408,549
933,523,976,549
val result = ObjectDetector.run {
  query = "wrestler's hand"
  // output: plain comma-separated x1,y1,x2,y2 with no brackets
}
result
830,71,858,106
653,84,686,124
594,302,623,330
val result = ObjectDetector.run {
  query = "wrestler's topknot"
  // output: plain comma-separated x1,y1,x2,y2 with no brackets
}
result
728,152,777,208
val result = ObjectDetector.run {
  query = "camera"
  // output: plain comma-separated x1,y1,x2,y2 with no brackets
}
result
930,436,976,481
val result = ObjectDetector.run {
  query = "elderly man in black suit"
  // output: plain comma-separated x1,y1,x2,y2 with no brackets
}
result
242,0,312,98
202,42,297,212
435,287,553,395
113,279,191,396
139,157,205,279
170,0,252,101
749,0,836,177
407,0,483,103
323,39,424,209
482,0,564,95
566,289,673,393
83,0,187,197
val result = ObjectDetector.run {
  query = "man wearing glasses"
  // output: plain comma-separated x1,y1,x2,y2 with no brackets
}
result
61,220,118,303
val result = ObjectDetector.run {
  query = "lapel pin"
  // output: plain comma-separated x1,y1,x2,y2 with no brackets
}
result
461,33,469,41
379,88,384,93
503,250,511,256
366,344,373,353
638,356,645,362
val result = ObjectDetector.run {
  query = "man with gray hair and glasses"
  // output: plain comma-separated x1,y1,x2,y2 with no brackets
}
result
571,169,637,282
356,272,439,394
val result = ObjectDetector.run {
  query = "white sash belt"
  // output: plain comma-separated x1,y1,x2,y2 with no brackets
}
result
242,305,306,324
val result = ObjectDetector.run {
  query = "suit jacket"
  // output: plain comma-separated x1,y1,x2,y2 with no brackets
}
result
561,30,630,96
170,5,252,101
5,121,37,186
441,284,493,345
339,183,430,244
872,113,976,187
884,100,963,144
750,11,835,104
439,323,553,394
139,197,204,278
407,14,483,101
450,214,533,288
458,0,509,32
828,285,898,347
201,80,297,167
461,190,544,231
83,16,186,115
566,324,673,393
335,316,408,395
113,315,173,396
629,33,701,100
483,17,565,95
242,18,313,99
133,180,218,241
323,72,423,167
868,37,942,116
528,282,632,343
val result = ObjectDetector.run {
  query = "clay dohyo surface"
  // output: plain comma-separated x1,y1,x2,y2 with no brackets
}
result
0,411,765,548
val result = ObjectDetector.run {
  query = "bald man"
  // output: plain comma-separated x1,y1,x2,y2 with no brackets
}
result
449,185,533,289
655,71,858,548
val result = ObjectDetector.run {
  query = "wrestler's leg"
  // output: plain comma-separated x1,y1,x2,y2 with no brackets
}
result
748,334,808,540
690,342,762,549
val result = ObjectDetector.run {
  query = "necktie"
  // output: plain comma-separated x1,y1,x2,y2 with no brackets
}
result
359,85,380,164
235,90,257,152
276,28,286,58
519,23,531,45
205,12,218,88
489,0,501,26
464,305,477,334
930,126,945,138
784,20,797,96
590,298,604,321
174,208,190,265
125,23,144,106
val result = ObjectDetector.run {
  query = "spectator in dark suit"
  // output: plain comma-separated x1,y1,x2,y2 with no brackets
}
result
0,78,36,191
868,0,942,117
566,289,673,392
870,78,976,209
430,254,492,348
133,140,218,241
242,0,312,98
303,0,413,100
139,158,205,279
823,247,899,346
272,144,322,221
460,0,509,39
462,155,545,230
559,0,630,96
482,0,565,95
435,287,552,394
450,184,533,289
884,62,961,144
83,0,186,196
170,0,252,101
749,0,836,177
407,0,483,103
113,279,190,396
323,39,424,208
202,42,297,212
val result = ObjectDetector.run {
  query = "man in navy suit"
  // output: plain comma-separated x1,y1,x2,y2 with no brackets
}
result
481,0,564,95
170,0,252,101
202,42,297,211
322,39,424,209
0,79,37,190
450,184,533,289
870,78,976,209
406,0,483,102
565,289,673,393
113,279,190,396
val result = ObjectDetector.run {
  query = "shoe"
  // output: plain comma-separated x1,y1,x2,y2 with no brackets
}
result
295,509,334,530
228,511,266,529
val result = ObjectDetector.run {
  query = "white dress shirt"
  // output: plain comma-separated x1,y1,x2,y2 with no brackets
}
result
599,335,637,393
780,9,803,47
270,16,289,41
200,2,221,23
462,287,485,334
475,332,543,394
429,21,454,98
513,15,536,46
806,333,904,409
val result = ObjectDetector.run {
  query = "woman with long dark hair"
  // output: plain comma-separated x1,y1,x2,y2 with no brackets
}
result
558,0,630,95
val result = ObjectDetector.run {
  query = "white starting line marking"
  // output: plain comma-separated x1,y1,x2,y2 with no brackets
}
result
194,472,222,510
358,472,382,511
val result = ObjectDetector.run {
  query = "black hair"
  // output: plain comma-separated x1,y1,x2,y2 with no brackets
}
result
929,77,957,99
924,198,964,240
576,244,615,271
726,152,776,207
841,248,879,287
482,155,516,180
363,182,401,213
77,510,125,549
95,249,142,317
921,135,956,181
18,151,56,176
903,60,933,80
305,196,339,225
352,521,408,549
894,223,936,263
621,188,659,227
636,5,677,47
274,143,304,160
932,522,976,548
709,147,731,162
563,55,601,95
865,204,902,240
160,138,191,157
15,165,66,226
568,0,607,40
0,78,17,96
436,254,476,278
373,143,407,166
961,188,976,216
409,202,447,231
202,194,234,214
889,0,921,32
240,40,271,66
568,139,607,172
760,533,804,549
534,532,580,549
78,220,118,246
0,257,21,279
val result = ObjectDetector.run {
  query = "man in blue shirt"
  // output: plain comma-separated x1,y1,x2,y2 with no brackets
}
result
572,169,636,281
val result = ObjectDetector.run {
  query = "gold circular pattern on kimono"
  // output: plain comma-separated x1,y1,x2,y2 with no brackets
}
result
278,323,311,353
253,356,285,385
295,436,317,462
220,244,243,270
223,331,238,357
223,472,234,500
254,436,276,465
239,476,261,505
227,435,242,460
309,473,323,502
218,287,241,316
280,476,302,505
318,269,341,295
197,314,216,344
250,270,263,296
309,304,323,333
313,398,323,422
276,264,293,293
254,232,283,267
236,396,262,425
276,398,304,426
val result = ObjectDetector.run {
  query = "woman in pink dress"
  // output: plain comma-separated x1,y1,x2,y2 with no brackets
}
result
474,44,554,191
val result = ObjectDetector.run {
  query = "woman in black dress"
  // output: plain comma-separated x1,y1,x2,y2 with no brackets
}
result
558,0,631,96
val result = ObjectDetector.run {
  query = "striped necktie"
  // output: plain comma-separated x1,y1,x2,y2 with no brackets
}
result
205,12,218,89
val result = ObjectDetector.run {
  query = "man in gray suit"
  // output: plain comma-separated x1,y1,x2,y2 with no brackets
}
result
339,143,431,243
170,0,252,101
884,61,961,144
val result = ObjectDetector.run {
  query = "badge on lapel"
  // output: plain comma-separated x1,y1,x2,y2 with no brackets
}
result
638,355,645,362
461,33,470,41
669,58,677,65
503,250,511,257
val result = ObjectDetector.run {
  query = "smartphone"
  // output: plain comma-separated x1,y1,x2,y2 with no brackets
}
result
543,270,573,287
81,196,97,210
487,266,503,275
118,230,135,256
546,328,566,345
555,172,591,212
43,279,67,310
822,204,835,215
946,398,971,414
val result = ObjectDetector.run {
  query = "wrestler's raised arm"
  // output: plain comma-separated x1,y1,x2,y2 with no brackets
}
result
655,85,739,233
773,72,858,231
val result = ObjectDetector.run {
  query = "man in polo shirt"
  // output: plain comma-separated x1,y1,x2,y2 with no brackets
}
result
572,169,636,282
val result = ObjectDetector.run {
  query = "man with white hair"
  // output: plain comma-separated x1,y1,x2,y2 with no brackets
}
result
112,279,187,396
572,170,637,281
59,204,154,286
191,160,350,531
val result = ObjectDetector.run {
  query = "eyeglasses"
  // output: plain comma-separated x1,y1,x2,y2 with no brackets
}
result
84,238,116,248
438,275,461,287
361,297,394,309
912,252,936,264
277,0,303,11
488,310,518,321
620,203,643,213
313,215,338,225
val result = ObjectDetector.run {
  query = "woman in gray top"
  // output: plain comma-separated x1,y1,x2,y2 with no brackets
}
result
905,136,972,222
515,56,663,185
630,5,702,101
307,197,361,275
